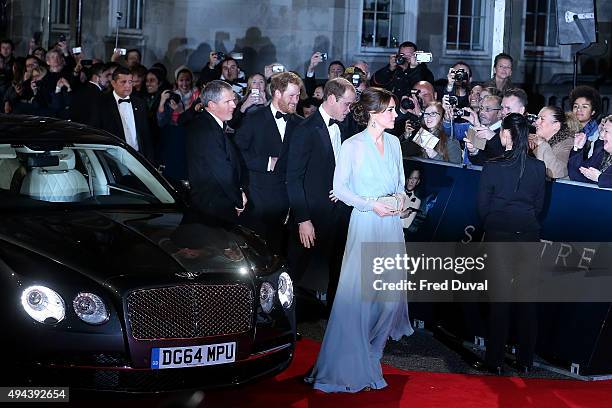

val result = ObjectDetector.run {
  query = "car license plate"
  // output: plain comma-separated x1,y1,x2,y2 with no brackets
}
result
151,342,236,369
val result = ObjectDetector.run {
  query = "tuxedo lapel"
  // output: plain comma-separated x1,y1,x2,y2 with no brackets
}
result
279,114,299,158
313,112,334,162
108,95,126,140
264,107,283,145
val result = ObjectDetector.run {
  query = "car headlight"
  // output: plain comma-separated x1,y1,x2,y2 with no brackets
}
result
20,285,66,324
73,292,109,325
260,282,274,313
277,272,294,309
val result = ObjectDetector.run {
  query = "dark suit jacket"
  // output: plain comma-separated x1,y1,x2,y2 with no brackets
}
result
185,110,244,223
286,110,351,226
92,92,154,162
477,156,546,234
69,82,102,126
234,105,303,187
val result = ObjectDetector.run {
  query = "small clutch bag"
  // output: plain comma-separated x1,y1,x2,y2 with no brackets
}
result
376,194,406,212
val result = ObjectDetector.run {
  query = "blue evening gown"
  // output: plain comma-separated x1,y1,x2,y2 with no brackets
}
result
305,128,414,393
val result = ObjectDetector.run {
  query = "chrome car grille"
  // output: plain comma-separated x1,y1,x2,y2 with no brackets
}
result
126,284,253,340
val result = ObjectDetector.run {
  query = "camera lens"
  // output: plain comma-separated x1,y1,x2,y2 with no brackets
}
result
396,54,406,65
401,98,415,111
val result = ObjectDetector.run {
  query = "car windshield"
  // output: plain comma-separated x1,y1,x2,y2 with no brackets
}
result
0,143,175,208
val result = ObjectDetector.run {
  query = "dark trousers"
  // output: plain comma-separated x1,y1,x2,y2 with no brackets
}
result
287,207,349,318
243,183,289,256
484,229,539,368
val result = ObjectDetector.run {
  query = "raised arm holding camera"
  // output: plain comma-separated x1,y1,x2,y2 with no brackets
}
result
372,41,434,99
441,62,472,109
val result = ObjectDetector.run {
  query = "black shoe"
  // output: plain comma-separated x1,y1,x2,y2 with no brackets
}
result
472,360,503,375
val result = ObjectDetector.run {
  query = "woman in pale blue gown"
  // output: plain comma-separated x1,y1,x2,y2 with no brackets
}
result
305,87,413,393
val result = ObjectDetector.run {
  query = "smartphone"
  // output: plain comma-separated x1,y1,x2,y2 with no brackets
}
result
320,52,328,61
415,51,433,63
72,47,82,55
114,48,127,56
272,64,285,73
230,52,244,60
251,88,260,97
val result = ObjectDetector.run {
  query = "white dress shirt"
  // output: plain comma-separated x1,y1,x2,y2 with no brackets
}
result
266,104,289,171
113,91,139,151
319,105,341,163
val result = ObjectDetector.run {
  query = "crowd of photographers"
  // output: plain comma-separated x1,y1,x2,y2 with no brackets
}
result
0,37,610,189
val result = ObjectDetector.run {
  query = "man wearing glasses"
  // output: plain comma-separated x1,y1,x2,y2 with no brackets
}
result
463,95,504,165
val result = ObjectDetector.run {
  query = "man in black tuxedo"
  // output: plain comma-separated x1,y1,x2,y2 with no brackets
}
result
69,62,111,126
92,66,154,162
234,72,304,254
185,80,247,225
286,78,357,315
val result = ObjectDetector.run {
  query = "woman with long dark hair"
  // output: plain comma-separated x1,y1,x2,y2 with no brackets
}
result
305,87,413,392
475,113,546,374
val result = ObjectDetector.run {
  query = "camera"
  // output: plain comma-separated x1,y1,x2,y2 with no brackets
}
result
72,47,82,55
403,112,421,137
400,89,421,111
395,53,406,65
168,92,181,104
448,95,459,106
453,108,468,118
351,73,361,87
250,88,260,97
525,113,538,133
525,113,538,125
214,51,225,60
59,33,66,42
452,68,467,81
401,97,414,111
230,52,243,60
114,48,127,56
415,51,432,63
320,52,328,61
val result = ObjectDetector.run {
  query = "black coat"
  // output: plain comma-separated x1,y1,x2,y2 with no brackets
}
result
477,156,546,234
92,92,154,162
185,110,244,224
372,63,434,99
235,105,303,187
286,110,351,226
234,105,303,246
69,82,102,126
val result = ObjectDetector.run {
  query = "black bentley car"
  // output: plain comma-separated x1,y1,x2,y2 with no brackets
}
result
0,115,295,392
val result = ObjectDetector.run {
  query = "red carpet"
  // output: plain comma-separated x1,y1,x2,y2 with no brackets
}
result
206,338,612,408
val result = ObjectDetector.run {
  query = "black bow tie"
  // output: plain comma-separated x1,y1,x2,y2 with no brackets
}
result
328,118,341,127
118,98,131,104
275,111,289,121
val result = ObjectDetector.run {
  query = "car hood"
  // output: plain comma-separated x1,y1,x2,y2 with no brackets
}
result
0,210,276,286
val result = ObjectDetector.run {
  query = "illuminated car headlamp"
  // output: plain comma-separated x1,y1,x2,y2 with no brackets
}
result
20,285,66,324
260,282,275,313
73,292,109,325
277,272,294,309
